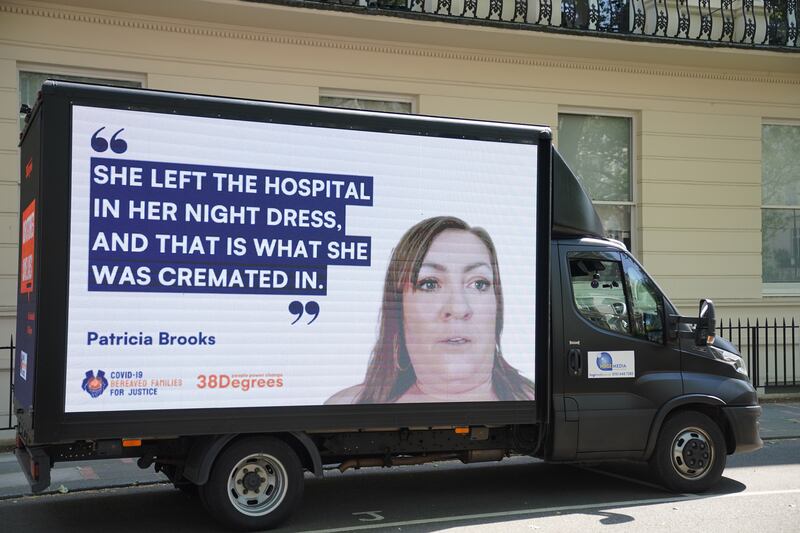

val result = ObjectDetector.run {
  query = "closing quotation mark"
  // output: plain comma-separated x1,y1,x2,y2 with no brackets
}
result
91,127,128,153
289,301,320,325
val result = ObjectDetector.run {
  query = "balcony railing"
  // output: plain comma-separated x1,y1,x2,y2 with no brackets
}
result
268,0,799,49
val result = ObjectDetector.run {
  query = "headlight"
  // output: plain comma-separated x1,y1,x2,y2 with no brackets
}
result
709,345,747,376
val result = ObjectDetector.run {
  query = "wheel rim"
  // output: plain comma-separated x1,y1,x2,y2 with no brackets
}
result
227,453,288,517
670,426,714,480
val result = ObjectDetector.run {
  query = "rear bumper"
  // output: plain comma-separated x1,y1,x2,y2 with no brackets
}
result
722,405,763,454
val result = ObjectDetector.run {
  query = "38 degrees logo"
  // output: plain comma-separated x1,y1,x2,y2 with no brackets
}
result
91,127,128,154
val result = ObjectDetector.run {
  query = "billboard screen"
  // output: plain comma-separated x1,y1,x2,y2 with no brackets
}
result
65,104,538,412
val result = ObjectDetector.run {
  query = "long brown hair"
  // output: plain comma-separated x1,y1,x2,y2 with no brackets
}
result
356,216,535,403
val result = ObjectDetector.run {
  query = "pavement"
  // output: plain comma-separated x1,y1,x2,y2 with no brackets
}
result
0,402,798,500
757,400,800,440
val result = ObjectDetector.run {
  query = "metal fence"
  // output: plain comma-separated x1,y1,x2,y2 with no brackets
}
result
719,318,799,391
2,337,14,431
290,0,800,49
0,321,797,431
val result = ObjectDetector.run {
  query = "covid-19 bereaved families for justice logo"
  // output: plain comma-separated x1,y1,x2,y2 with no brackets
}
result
82,370,108,398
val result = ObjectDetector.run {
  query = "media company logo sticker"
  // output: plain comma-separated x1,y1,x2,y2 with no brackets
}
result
82,370,109,398
588,351,635,379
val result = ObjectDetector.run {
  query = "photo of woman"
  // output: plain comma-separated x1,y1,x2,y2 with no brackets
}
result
326,216,535,404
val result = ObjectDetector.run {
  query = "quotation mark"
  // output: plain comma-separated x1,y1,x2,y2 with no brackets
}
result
289,300,320,325
91,127,128,153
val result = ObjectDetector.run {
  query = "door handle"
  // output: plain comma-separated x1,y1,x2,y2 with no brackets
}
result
568,348,582,376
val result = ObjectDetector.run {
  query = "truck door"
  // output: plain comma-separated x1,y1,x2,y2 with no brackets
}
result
558,244,682,454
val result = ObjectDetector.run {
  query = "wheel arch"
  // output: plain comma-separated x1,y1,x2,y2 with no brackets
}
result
183,432,322,486
644,395,735,459
277,432,323,479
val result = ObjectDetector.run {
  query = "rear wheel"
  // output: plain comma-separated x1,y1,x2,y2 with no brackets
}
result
200,436,304,531
650,410,726,493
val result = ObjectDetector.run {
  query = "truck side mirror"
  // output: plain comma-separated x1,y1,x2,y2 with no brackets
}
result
695,298,716,346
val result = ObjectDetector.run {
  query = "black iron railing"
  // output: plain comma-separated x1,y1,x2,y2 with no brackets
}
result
719,318,799,390
274,0,799,49
2,337,14,431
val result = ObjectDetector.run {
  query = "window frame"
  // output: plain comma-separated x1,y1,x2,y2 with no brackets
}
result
568,250,667,345
567,251,633,337
761,118,800,296
556,107,639,256
19,64,145,93
319,89,417,114
621,252,667,344
18,64,145,129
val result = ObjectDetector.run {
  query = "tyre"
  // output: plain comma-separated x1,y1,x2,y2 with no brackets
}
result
175,479,200,497
650,410,727,493
200,436,304,531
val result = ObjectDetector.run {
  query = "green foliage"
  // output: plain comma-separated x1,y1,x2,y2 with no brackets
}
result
558,114,631,202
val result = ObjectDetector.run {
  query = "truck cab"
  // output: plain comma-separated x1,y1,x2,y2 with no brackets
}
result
547,149,762,491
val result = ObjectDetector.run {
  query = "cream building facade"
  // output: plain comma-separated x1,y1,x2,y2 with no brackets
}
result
0,0,798,407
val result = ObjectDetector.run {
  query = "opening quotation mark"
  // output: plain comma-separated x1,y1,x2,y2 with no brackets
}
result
91,127,128,153
289,301,320,325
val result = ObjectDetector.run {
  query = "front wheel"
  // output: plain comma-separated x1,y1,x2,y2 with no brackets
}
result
201,436,304,531
650,410,727,493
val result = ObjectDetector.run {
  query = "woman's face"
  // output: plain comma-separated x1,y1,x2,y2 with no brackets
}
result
402,229,497,393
